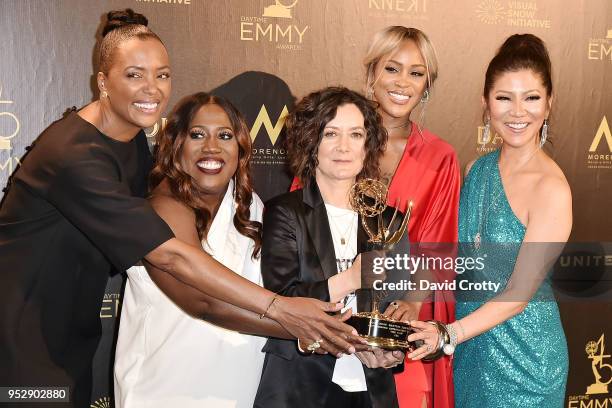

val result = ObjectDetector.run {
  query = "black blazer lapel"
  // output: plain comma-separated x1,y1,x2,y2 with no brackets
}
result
302,181,337,280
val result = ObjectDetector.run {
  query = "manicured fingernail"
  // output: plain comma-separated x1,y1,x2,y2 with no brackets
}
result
337,353,343,358
348,346,356,354
351,329,358,335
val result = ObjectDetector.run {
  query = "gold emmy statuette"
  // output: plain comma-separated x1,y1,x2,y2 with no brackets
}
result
346,178,416,350
586,334,612,395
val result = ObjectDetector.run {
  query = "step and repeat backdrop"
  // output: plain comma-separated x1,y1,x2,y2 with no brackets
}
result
1,0,611,406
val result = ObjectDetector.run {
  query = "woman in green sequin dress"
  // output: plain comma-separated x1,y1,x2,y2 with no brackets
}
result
450,34,571,407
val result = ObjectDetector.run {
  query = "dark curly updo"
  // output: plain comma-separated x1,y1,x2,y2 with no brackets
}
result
286,86,387,184
99,9,163,74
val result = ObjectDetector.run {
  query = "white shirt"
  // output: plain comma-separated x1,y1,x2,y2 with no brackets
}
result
114,181,266,408
325,203,368,392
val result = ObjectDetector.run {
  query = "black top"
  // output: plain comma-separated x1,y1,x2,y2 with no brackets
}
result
0,112,174,406
254,181,400,408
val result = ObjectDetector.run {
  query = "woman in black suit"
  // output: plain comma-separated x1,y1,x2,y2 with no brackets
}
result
254,87,441,408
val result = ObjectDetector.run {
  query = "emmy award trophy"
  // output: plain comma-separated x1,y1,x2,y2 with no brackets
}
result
346,178,417,350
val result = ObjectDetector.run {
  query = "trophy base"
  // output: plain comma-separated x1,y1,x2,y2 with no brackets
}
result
348,312,419,351
587,382,608,395
359,335,411,351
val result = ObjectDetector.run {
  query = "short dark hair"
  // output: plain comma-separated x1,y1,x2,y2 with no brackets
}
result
286,86,387,184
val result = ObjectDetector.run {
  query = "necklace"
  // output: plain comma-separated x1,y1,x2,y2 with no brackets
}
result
327,208,357,274
328,210,356,246
326,207,358,307
474,146,540,249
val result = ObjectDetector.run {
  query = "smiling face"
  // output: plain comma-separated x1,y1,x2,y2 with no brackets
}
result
99,37,171,132
371,39,428,124
315,103,367,185
179,103,239,201
485,69,552,148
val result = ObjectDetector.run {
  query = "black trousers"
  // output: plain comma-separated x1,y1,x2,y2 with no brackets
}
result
323,382,372,408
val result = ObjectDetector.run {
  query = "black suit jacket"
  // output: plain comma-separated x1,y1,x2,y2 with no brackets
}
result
254,181,403,408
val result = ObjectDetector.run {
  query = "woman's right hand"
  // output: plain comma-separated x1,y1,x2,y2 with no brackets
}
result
267,296,366,357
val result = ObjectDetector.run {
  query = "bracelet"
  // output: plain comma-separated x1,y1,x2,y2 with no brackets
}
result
430,321,446,353
423,320,449,361
426,320,459,356
443,323,458,356
260,294,278,319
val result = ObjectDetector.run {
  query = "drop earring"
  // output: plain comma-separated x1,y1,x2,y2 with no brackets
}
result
481,118,491,146
366,86,374,100
540,119,548,148
421,89,430,103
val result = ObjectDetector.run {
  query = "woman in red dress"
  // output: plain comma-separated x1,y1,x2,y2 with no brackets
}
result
364,26,459,408
291,26,460,408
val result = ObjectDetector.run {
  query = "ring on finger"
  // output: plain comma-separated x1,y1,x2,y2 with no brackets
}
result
307,339,323,352
297,338,314,354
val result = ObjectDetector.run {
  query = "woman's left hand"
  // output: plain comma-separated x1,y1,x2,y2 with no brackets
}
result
355,348,405,369
406,320,440,360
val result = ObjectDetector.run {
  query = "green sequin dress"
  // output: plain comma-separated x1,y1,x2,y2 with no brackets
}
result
454,150,568,407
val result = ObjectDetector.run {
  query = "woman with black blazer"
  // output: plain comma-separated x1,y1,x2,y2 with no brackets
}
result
254,87,441,408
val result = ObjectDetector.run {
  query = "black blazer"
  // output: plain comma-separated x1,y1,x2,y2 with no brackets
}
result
254,181,403,408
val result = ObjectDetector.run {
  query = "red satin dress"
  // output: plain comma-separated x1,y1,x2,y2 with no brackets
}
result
289,125,460,408
386,126,459,408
